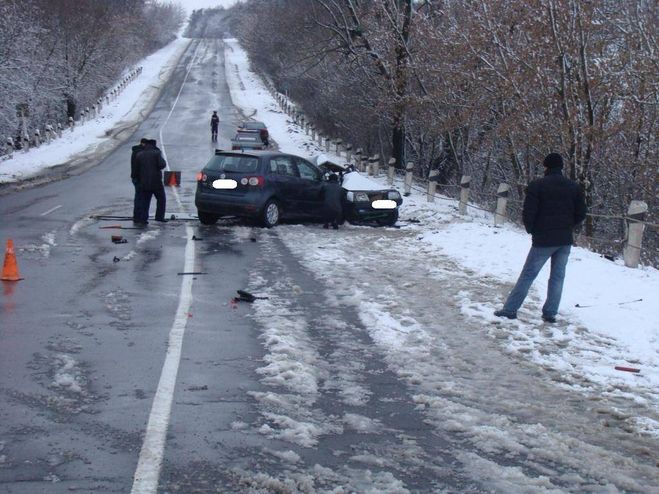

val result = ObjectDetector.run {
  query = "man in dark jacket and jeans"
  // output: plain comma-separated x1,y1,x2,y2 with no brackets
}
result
495,153,587,323
133,139,167,225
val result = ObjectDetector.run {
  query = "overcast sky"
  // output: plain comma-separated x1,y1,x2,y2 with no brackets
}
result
175,0,240,15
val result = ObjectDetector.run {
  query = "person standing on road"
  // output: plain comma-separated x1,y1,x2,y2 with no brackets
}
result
130,138,148,222
210,111,219,142
133,139,168,225
322,173,343,230
494,153,587,323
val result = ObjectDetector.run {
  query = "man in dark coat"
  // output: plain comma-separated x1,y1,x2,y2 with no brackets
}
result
131,138,148,222
210,111,219,142
322,173,343,230
495,153,587,323
133,139,167,225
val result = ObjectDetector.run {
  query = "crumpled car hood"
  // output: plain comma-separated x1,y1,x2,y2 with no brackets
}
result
341,171,393,192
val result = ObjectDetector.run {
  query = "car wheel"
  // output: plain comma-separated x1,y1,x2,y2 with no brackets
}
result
261,200,281,228
376,209,399,227
198,211,219,225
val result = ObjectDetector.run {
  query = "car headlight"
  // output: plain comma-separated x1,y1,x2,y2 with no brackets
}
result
346,191,354,202
355,192,370,202
388,190,401,201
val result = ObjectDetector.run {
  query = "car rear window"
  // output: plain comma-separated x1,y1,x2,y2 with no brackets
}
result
206,155,259,173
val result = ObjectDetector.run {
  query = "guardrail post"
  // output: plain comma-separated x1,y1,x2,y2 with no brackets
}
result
6,137,14,157
335,139,342,156
372,154,380,177
623,200,648,268
427,169,439,202
22,134,30,151
44,124,52,143
494,183,510,226
404,162,414,196
34,129,41,147
310,125,316,141
361,155,368,173
459,175,471,215
69,116,75,131
57,123,63,138
325,137,331,153
388,158,396,185
345,144,353,163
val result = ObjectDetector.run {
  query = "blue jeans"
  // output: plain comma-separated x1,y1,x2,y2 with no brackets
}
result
501,245,571,318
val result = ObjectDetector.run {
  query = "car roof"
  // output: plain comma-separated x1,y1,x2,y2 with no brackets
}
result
214,149,310,160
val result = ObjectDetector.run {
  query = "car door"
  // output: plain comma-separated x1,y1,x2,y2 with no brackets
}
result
294,158,326,216
267,155,301,212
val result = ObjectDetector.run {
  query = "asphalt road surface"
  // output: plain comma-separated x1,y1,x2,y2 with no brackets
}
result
1,37,658,494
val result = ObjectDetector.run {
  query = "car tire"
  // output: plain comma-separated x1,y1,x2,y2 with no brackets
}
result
376,209,399,227
198,211,219,225
261,199,281,228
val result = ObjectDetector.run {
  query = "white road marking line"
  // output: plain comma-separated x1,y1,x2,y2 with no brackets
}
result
131,39,201,494
130,227,194,493
40,205,62,216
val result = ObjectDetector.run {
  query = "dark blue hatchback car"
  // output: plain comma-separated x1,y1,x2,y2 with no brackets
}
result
195,150,327,227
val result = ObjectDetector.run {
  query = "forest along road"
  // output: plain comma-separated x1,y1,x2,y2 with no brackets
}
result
0,37,658,494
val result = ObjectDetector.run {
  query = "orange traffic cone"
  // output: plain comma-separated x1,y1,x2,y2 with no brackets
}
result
1,239,23,281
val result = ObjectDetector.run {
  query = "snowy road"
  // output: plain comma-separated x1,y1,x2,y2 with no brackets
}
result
0,29,657,494
201,224,656,493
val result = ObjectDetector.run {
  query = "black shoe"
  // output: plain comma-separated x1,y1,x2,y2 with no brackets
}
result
323,224,329,229
133,220,148,226
154,218,169,223
542,314,557,323
332,224,339,230
494,310,517,320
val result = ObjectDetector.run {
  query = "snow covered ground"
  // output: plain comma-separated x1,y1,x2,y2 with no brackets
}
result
1,30,657,445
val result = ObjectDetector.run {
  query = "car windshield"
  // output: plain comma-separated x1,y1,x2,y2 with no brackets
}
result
206,155,259,173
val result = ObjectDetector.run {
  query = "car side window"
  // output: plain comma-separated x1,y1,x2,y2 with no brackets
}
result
269,156,299,177
296,159,321,181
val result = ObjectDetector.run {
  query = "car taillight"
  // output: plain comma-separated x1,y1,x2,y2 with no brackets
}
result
240,176,264,187
196,172,206,181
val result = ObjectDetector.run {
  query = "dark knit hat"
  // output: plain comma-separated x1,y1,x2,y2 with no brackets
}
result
543,153,564,169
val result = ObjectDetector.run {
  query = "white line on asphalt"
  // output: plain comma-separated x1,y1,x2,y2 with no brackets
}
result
40,205,62,216
131,39,201,494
